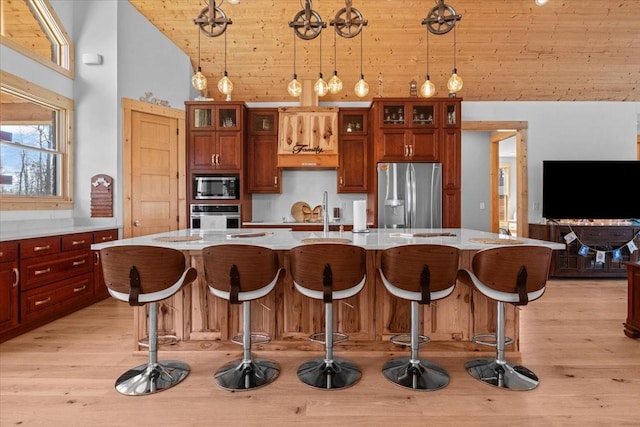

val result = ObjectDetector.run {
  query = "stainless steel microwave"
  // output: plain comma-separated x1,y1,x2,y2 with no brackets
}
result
194,175,239,200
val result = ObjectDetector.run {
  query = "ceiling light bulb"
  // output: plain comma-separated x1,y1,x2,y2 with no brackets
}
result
314,73,329,97
328,71,343,95
192,67,207,91
447,69,463,94
287,74,302,97
420,76,436,98
228,0,240,4
354,75,369,98
218,72,234,96
535,0,549,5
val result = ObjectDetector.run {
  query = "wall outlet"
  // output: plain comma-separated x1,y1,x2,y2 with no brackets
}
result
479,202,485,210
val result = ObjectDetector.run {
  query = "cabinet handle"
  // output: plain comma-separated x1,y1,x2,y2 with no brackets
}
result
216,154,220,165
340,176,344,186
12,267,19,287
35,297,51,306
0,251,3,257
71,240,85,245
274,176,278,186
73,285,87,293
72,259,86,266
409,145,414,157
94,252,100,266
34,267,51,276
404,145,409,156
101,235,113,241
211,154,216,165
34,245,50,252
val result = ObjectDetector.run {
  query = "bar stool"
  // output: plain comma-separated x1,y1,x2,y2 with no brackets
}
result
100,245,197,396
202,244,285,391
289,243,367,390
457,245,552,390
378,244,460,390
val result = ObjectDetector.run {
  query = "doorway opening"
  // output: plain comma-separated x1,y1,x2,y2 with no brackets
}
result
462,121,528,237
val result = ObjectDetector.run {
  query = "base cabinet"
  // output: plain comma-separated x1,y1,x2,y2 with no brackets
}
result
624,262,640,338
529,223,640,278
0,228,119,343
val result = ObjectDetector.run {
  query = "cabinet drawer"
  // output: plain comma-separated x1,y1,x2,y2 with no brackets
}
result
20,236,60,259
93,229,118,244
62,233,92,252
21,273,93,322
0,241,19,263
21,250,93,291
580,228,633,243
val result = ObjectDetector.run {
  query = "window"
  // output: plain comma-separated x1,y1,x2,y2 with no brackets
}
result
0,70,74,210
0,0,74,78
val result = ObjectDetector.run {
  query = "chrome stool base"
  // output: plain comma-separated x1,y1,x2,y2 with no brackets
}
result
382,357,449,391
297,357,361,390
214,357,280,391
465,358,539,390
115,360,190,396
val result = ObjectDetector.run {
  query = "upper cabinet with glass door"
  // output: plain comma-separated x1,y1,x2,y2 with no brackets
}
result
378,99,438,128
188,102,244,131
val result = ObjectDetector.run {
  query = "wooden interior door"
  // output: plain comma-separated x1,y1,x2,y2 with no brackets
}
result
130,110,179,237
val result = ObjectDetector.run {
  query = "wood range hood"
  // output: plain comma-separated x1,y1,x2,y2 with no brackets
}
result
277,81,339,168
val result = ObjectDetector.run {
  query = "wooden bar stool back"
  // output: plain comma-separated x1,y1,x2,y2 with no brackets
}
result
202,244,284,391
100,245,197,396
457,245,552,390
289,243,367,390
379,244,460,390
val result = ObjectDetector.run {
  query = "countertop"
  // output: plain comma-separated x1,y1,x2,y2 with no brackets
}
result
91,228,566,252
1,222,120,242
243,221,351,227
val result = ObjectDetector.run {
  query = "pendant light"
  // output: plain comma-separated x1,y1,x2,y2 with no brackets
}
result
354,31,369,98
191,27,207,91
287,34,302,97
328,30,343,94
314,33,329,97
217,31,233,100
447,26,463,95
420,28,436,98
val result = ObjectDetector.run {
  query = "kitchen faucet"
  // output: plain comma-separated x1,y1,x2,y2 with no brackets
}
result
322,191,329,234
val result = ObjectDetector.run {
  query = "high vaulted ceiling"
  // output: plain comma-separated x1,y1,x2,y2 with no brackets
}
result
128,0,640,103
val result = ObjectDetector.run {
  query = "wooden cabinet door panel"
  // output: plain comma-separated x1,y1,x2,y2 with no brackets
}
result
377,129,408,161
248,135,280,192
21,273,93,323
20,236,60,259
190,133,216,169
21,250,93,291
61,233,92,252
338,136,368,192
216,132,242,170
409,129,439,160
0,259,19,333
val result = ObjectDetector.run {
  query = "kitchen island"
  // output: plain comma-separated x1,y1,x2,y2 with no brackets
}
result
92,228,564,352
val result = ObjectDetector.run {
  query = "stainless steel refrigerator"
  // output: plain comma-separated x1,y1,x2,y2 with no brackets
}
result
377,162,442,229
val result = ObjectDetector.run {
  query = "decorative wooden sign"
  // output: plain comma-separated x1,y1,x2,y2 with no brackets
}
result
90,174,113,217
277,107,339,168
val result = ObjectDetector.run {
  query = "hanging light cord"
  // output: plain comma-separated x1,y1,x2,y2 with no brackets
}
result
426,27,430,77
333,30,337,72
319,32,323,74
197,27,202,70
453,26,457,71
224,30,227,73
293,32,297,75
359,31,363,77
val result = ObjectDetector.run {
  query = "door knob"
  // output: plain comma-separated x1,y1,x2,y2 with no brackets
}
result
134,220,141,227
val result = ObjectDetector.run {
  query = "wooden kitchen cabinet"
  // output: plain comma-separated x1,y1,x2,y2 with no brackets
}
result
0,241,19,334
338,109,369,193
186,101,245,173
247,109,281,193
93,228,119,299
370,97,462,228
623,261,640,338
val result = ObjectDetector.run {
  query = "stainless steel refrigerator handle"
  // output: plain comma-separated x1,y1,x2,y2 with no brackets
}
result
410,163,417,228
405,163,416,229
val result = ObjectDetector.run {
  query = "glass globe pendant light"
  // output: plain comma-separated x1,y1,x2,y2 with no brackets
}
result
217,32,233,99
328,31,342,94
420,29,436,98
287,34,302,97
354,32,369,98
447,27,463,95
314,33,329,97
191,27,207,91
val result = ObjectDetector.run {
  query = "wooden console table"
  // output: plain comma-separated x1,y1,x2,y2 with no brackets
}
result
623,261,640,338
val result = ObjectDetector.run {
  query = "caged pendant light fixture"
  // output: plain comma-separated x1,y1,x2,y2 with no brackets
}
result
193,0,232,96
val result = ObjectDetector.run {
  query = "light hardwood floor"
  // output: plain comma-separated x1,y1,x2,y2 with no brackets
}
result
1,279,639,426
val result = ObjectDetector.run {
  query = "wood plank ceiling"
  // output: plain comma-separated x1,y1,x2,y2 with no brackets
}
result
6,0,639,102
127,0,640,102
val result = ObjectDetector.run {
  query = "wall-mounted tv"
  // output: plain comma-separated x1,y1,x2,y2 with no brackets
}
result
542,160,640,220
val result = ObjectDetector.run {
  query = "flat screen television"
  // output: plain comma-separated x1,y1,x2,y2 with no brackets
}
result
542,160,640,220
